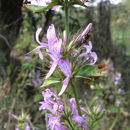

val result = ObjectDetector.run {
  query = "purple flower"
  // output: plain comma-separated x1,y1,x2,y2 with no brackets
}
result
39,89,64,114
59,105,64,112
114,73,121,85
48,114,67,130
79,41,97,65
58,59,72,96
109,95,114,100
117,88,124,94
39,89,67,130
35,24,72,95
46,60,72,96
75,23,97,66
51,6,60,11
69,98,88,130
46,25,72,95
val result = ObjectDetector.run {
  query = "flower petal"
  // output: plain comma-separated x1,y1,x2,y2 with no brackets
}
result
58,59,72,77
84,41,92,53
58,77,70,96
51,6,60,11
45,61,58,79
48,39,62,60
38,49,44,60
47,24,58,44
80,23,92,39
11,114,18,120
35,28,47,46
90,52,97,65
35,46,44,60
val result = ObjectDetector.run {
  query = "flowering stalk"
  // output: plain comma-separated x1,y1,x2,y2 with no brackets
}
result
64,0,82,116
64,0,69,44
71,80,82,116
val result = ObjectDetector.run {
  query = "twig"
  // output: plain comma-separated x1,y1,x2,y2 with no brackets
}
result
0,34,11,49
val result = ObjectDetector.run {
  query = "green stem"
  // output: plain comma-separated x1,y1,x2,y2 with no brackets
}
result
64,111,75,130
65,0,69,44
109,114,119,130
66,119,75,130
71,80,82,116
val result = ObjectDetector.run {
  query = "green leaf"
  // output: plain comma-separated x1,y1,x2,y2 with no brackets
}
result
109,105,120,113
34,94,42,102
24,2,58,12
40,79,60,88
23,62,32,69
75,65,103,77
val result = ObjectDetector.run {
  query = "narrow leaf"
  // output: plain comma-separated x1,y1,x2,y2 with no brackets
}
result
24,2,58,12
40,79,60,88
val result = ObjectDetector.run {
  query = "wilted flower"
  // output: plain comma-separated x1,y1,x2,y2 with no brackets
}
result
93,104,105,114
11,114,31,130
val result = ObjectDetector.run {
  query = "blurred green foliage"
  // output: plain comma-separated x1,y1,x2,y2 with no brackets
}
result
111,0,130,54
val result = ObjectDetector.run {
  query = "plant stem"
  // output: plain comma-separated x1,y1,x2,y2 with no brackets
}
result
65,0,69,44
64,111,75,130
71,80,82,116
66,118,75,130
109,114,119,130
